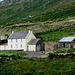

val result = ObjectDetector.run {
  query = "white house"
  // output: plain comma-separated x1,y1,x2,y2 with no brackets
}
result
0,30,44,51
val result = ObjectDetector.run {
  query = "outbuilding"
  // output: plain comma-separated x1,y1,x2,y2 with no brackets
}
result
58,37,75,49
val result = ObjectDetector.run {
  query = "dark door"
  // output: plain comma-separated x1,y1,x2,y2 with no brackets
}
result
63,43,65,48
71,45,73,48
27,46,29,51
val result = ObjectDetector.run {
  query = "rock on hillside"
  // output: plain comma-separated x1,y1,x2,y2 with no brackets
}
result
0,0,30,7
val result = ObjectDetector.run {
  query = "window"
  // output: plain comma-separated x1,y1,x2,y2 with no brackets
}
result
21,44,22,48
16,44,17,48
21,39,22,42
4,46,6,50
16,39,17,42
27,46,29,51
11,39,12,42
11,45,12,48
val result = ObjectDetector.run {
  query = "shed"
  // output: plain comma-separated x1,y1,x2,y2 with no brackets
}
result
58,37,75,48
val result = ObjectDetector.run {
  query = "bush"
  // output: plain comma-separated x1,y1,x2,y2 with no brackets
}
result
48,53,54,59
67,48,75,53
0,66,13,75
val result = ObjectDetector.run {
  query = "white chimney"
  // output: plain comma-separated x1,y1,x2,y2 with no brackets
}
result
12,31,14,34
29,30,32,33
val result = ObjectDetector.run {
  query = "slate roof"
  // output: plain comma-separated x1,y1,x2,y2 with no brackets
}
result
9,32,29,39
28,39,40,45
59,37,75,42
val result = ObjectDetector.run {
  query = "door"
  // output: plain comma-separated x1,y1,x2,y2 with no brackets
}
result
27,46,29,51
36,45,40,51
63,43,65,48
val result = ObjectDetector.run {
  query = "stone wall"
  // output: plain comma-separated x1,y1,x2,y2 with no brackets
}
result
44,42,57,50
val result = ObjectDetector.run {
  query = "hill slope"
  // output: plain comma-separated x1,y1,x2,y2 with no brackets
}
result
0,0,75,42
0,0,75,26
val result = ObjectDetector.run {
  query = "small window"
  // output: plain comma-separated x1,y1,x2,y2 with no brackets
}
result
16,44,17,48
16,39,17,42
21,44,22,48
11,39,12,42
11,45,12,48
27,46,29,51
21,39,22,42
4,46,6,50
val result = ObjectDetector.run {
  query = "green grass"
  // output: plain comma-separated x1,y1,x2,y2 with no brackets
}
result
54,48,67,54
67,48,75,53
54,48,75,54
0,58,75,75
0,0,75,26
35,23,75,42
0,51,27,57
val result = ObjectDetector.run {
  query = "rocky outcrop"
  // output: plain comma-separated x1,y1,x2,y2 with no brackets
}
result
0,0,30,7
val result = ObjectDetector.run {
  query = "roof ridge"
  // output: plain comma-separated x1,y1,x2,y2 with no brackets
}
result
9,31,29,39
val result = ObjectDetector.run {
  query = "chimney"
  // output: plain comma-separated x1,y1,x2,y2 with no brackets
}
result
29,30,32,33
12,31,14,34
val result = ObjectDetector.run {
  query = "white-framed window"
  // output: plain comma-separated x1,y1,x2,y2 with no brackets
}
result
21,44,22,48
11,45,12,48
16,44,17,48
27,45,29,51
16,39,17,42
4,46,6,50
11,39,12,42
21,39,22,42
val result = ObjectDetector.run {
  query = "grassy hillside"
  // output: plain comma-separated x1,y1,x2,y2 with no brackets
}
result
0,0,75,42
35,22,75,42
0,0,75,26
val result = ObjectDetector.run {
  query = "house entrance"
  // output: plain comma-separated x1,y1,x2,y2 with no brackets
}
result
27,46,29,51
36,45,40,51
63,43,65,48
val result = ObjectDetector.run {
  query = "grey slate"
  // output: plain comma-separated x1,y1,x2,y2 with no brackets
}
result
9,32,29,39
28,39,40,45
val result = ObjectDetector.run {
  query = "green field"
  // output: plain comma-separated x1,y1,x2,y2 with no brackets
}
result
0,51,27,57
0,57,75,75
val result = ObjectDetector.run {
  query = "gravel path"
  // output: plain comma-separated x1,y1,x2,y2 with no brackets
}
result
25,52,43,57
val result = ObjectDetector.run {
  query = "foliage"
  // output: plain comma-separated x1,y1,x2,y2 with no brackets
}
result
0,40,7,45
0,51,27,57
0,57,75,75
0,66,13,75
54,48,67,54
67,48,75,53
54,48,75,54
35,23,75,41
0,0,75,26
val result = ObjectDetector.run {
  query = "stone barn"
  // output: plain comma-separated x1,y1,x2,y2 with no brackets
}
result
58,37,75,49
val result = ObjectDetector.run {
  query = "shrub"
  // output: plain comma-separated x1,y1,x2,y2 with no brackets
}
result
67,48,75,53
48,53,54,59
0,66,13,75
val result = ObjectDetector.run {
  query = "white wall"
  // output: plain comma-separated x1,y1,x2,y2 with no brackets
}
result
26,31,36,51
0,31,37,51
26,31,36,44
8,39,26,51
28,45,36,51
0,45,8,50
